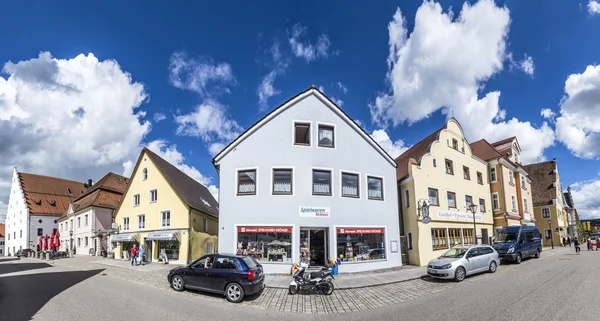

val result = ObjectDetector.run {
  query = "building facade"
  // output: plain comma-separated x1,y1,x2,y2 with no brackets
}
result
0,224,5,256
523,159,568,247
4,168,88,256
470,137,534,232
213,87,402,274
112,148,218,265
57,173,129,256
563,186,578,238
397,119,494,267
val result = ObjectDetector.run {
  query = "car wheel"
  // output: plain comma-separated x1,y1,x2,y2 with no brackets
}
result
454,267,466,282
534,249,540,258
225,282,245,303
288,284,299,295
170,275,185,292
489,261,497,273
515,253,522,264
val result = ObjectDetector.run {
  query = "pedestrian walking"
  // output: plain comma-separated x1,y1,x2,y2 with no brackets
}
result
587,239,592,251
567,237,572,247
574,238,580,254
138,246,145,266
131,244,138,266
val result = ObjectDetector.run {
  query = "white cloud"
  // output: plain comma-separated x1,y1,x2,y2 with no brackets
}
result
555,65,600,159
519,54,535,76
370,129,410,159
337,81,348,94
153,112,167,122
0,52,152,203
0,200,6,223
541,108,555,119
257,41,290,109
571,178,600,219
146,140,219,201
317,85,344,107
288,24,331,63
588,1,600,14
168,51,235,97
370,0,554,164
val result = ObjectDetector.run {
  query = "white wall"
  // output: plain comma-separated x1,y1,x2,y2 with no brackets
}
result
58,207,114,255
30,215,59,251
5,169,29,254
216,92,401,273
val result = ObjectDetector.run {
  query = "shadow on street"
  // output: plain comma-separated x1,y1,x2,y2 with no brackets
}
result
0,262,53,276
0,268,105,321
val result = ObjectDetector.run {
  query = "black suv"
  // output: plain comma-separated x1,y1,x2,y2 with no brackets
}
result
168,254,264,303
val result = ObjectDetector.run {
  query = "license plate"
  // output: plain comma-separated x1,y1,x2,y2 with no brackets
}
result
427,269,437,274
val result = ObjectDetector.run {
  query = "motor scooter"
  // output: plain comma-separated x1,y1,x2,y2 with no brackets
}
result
288,264,335,295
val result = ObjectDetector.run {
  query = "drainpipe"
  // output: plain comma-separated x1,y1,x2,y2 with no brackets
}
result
397,181,405,236
188,208,192,264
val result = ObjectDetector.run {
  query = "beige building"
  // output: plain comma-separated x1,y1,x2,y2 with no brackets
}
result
523,159,568,247
470,137,534,233
397,119,494,266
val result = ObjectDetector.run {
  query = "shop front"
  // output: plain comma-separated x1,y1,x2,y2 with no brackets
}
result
110,233,139,260
145,231,183,264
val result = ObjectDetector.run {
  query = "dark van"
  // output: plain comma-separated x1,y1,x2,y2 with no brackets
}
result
492,226,542,264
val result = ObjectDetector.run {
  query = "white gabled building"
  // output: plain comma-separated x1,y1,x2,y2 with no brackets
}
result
212,86,402,274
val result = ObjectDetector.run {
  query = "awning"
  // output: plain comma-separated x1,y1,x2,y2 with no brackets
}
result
145,232,178,241
111,234,137,242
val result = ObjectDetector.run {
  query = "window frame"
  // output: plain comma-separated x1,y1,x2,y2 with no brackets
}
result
138,214,146,229
428,188,439,206
142,168,148,180
133,194,140,207
465,195,473,209
463,228,475,245
161,210,171,228
293,121,311,146
123,217,130,231
150,189,158,203
451,138,458,150
447,191,456,208
237,168,258,196
492,193,500,210
524,199,529,213
445,159,454,175
85,214,88,226
521,174,527,189
542,207,550,218
340,170,360,198
544,229,552,240
271,167,293,195
477,172,483,185
366,175,384,200
490,167,497,182
316,122,336,149
431,228,448,250
479,198,486,212
511,194,517,211
312,169,333,196
463,166,470,180
448,228,462,246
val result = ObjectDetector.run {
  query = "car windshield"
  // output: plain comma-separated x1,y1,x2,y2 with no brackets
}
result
495,232,519,243
243,257,257,269
441,248,469,258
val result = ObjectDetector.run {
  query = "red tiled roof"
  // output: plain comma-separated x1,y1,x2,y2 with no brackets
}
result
64,173,129,217
395,127,444,180
470,139,504,161
20,173,88,217
0,223,5,238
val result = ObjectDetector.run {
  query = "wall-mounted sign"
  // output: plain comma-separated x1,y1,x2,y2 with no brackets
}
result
237,227,292,233
336,228,385,234
438,210,483,222
390,240,399,253
299,206,330,218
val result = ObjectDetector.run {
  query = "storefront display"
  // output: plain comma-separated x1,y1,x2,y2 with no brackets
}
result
158,240,179,260
237,227,292,263
336,228,386,262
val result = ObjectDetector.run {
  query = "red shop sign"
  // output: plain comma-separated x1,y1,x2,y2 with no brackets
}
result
238,226,292,233
336,228,384,234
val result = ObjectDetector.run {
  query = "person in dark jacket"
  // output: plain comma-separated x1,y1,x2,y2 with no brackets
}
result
574,238,580,254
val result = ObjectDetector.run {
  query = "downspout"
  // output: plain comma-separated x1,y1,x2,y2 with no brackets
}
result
188,207,192,264
497,161,508,227
397,180,405,236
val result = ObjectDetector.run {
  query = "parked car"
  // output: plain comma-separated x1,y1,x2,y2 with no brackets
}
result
16,249,35,258
167,254,264,303
492,226,542,264
427,245,499,282
367,249,385,260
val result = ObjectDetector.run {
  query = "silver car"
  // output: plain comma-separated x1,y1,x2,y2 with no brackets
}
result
426,245,500,282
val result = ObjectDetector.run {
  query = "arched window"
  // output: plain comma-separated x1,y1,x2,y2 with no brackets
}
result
143,168,148,180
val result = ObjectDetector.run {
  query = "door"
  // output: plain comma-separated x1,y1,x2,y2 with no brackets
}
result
310,229,326,266
211,257,240,292
482,229,489,245
186,255,213,290
479,247,495,269
465,248,482,274
145,241,153,262
524,231,535,257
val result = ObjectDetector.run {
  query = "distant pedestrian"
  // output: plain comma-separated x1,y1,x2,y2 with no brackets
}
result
587,239,592,251
138,246,145,266
567,237,572,247
131,244,138,266
574,238,580,254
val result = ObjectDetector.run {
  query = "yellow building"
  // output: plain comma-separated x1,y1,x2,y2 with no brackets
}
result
470,137,535,232
523,159,568,247
397,119,494,266
111,148,219,264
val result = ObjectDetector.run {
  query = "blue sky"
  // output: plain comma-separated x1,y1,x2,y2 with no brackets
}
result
1,0,600,219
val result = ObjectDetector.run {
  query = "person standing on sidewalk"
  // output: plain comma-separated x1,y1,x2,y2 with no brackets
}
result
138,246,145,266
131,244,138,266
567,237,571,247
574,238,580,254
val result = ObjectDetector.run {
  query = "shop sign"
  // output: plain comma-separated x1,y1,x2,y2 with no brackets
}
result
336,228,385,234
237,227,292,233
438,210,483,222
299,206,330,218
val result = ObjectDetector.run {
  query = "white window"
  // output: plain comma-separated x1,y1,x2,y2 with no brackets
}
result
138,215,146,229
150,189,158,203
542,208,550,218
133,194,140,206
521,175,526,189
428,188,439,206
123,217,130,231
318,124,334,148
509,171,514,184
447,191,456,208
85,214,88,226
202,217,208,232
273,169,293,195
466,195,473,208
492,193,500,209
161,211,171,227
313,170,332,196
490,167,497,182
77,217,81,228
367,176,383,200
294,122,311,145
143,168,148,180
544,229,552,239
511,195,517,211
479,198,486,212
341,172,359,198
238,170,257,195
524,199,529,213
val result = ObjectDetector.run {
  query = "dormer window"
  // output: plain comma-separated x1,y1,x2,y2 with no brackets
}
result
318,124,334,148
143,168,148,180
67,188,72,195
294,122,310,146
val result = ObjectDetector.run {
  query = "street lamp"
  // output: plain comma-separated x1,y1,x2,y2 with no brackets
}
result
547,220,554,249
468,203,479,245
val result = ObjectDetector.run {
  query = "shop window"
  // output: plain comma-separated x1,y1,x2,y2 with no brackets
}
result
463,166,470,180
158,240,179,261
431,228,448,250
150,189,158,203
133,194,140,206
477,172,483,185
447,191,456,208
463,228,474,244
428,188,439,206
123,217,130,231
367,176,383,200
161,211,171,227
237,226,292,263
445,159,454,175
294,122,310,145
341,172,359,198
449,228,462,246
272,169,292,195
479,198,486,212
138,215,145,229
318,124,334,148
238,169,257,195
336,228,385,262
313,170,332,196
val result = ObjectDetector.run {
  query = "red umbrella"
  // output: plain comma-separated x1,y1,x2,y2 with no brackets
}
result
54,231,61,251
39,235,43,252
43,234,49,251
50,234,55,251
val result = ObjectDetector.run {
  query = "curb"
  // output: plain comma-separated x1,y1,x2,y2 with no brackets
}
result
265,274,426,290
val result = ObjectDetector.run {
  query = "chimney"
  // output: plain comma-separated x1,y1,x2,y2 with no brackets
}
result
88,179,93,188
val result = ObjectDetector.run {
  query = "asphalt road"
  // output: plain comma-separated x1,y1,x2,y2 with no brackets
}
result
0,246,594,321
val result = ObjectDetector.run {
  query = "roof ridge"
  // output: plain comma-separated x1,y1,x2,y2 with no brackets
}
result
19,172,84,185
395,126,445,161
